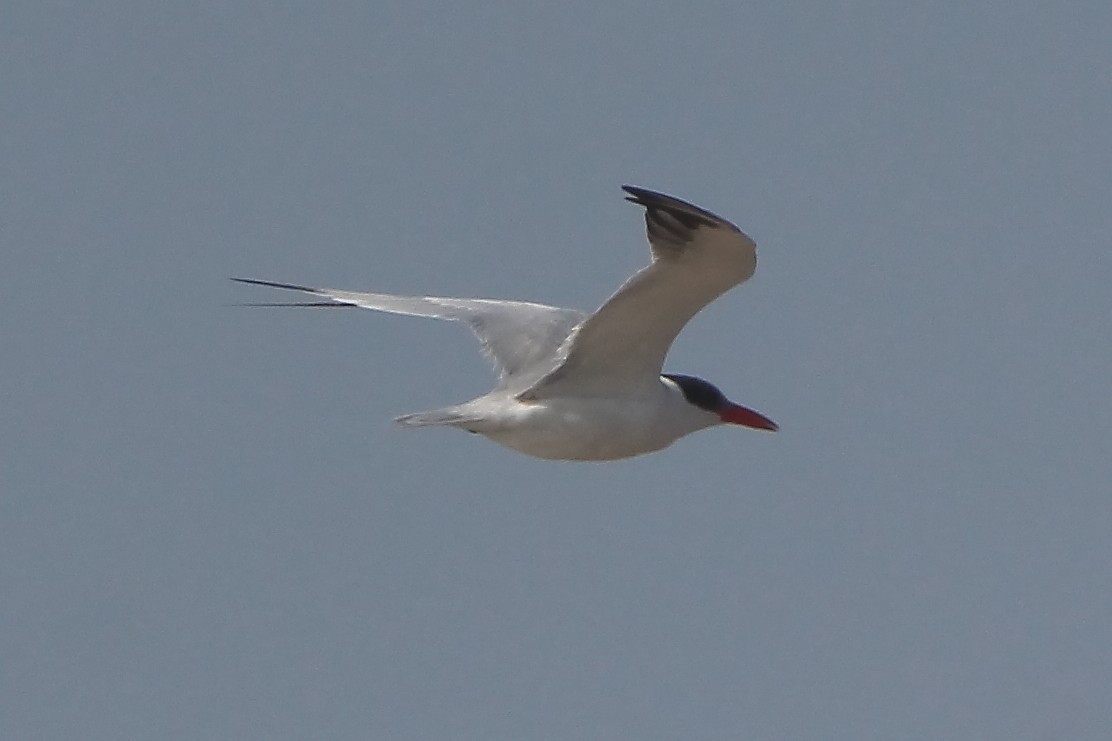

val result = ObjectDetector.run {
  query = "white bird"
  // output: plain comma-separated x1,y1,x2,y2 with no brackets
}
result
234,185,777,460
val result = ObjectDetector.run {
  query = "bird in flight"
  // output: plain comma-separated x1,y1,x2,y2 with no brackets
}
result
234,185,777,460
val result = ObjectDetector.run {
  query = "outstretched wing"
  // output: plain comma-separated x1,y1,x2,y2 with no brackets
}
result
232,278,586,386
523,186,757,398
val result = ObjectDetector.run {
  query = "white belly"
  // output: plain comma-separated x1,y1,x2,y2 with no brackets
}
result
473,395,711,461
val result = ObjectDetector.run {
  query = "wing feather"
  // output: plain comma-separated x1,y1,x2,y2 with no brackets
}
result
522,186,756,398
232,278,585,386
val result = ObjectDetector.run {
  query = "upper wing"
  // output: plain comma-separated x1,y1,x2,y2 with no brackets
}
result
232,278,586,386
523,186,757,398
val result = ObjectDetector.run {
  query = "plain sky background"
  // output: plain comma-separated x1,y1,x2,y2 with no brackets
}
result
3,2,1111,739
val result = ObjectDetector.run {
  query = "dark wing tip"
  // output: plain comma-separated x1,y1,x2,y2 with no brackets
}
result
622,184,665,207
620,185,734,231
230,302,356,308
230,277,324,294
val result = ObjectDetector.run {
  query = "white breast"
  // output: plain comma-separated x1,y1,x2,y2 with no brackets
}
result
469,383,720,461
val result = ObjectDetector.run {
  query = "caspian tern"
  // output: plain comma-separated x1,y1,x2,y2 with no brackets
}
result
234,185,777,460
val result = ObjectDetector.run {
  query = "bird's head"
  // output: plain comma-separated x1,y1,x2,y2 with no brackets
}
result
662,374,778,432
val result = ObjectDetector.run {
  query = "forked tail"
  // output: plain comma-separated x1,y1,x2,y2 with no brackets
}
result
394,407,484,429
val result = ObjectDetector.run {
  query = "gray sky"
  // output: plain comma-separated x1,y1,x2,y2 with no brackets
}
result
3,2,1111,739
